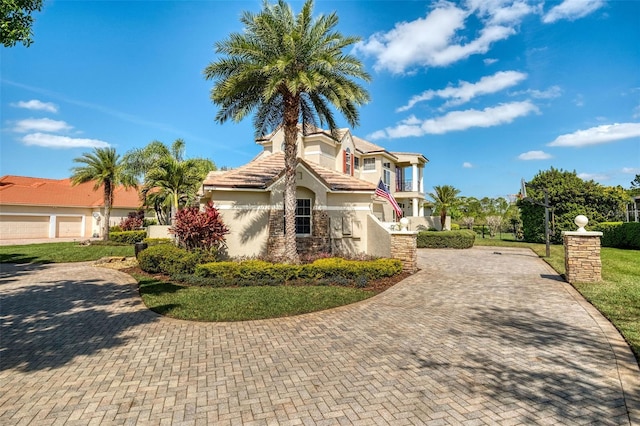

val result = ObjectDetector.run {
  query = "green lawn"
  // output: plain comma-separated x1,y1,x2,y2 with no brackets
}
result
137,274,374,321
0,242,134,263
475,237,640,361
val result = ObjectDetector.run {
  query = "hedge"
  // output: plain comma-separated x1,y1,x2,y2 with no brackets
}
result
417,230,475,249
592,222,640,249
193,257,403,287
138,244,215,276
109,230,146,244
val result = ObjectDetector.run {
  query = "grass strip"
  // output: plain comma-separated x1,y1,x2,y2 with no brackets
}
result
0,242,134,264
137,274,374,321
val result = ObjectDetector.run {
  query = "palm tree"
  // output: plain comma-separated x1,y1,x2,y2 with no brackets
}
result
428,185,461,230
70,147,135,241
122,139,215,224
204,0,370,262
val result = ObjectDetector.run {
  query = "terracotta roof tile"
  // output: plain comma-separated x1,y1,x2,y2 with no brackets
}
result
202,153,376,192
0,175,142,208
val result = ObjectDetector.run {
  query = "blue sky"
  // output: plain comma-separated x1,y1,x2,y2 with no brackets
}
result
2,0,639,199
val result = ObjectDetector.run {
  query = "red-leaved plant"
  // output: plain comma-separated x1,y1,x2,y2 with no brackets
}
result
119,210,145,231
170,202,229,253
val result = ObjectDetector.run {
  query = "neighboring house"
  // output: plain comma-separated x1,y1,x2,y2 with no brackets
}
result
0,175,143,240
199,126,438,258
628,195,640,222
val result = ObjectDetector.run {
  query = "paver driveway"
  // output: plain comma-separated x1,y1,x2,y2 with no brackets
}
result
1,247,638,425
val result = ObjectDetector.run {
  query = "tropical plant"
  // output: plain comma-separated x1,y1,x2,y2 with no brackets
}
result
170,202,229,253
204,0,370,263
122,139,215,224
428,185,461,230
70,147,136,241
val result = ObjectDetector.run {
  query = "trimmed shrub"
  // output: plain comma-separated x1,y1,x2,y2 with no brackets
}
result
138,244,214,275
109,230,146,244
194,257,403,286
450,223,460,230
143,238,173,246
592,222,640,249
417,230,475,249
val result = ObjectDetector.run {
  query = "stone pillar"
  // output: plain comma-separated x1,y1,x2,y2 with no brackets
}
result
390,231,418,273
562,215,603,283
266,209,286,258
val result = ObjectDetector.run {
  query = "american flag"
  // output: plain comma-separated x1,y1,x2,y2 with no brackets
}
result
375,179,403,218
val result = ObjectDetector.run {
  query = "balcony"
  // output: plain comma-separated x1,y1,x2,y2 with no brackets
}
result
395,180,422,194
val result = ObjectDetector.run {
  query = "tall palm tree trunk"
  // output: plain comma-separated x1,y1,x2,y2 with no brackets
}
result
103,181,112,241
283,98,300,263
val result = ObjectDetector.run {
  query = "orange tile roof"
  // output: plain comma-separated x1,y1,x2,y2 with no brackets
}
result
0,175,142,208
202,152,376,192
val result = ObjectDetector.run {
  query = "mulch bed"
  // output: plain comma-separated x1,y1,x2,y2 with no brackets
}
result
122,265,413,293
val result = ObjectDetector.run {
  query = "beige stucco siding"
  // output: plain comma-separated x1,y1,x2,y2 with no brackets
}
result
204,191,271,258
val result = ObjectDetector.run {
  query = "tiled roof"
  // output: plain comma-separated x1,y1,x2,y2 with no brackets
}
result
352,136,396,158
0,175,142,208
202,152,376,192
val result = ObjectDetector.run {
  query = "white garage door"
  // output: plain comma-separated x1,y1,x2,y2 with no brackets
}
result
56,216,82,238
0,216,50,239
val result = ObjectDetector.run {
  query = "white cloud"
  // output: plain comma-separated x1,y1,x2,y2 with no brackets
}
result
11,99,58,113
511,85,562,99
463,162,474,168
518,150,553,160
543,0,605,23
633,105,640,119
397,70,527,112
467,0,539,25
574,94,585,107
483,58,498,65
578,172,610,181
13,118,72,133
622,167,640,174
354,2,531,74
374,101,539,139
21,133,110,149
547,123,640,147
367,130,388,141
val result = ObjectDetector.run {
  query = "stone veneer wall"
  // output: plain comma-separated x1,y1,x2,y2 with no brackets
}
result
266,209,330,257
296,210,330,255
266,209,286,258
390,232,418,273
563,233,602,283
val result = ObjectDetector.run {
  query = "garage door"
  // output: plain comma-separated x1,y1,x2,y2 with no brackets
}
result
56,216,82,238
0,216,50,239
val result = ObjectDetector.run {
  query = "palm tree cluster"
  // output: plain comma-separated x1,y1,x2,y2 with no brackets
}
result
70,140,215,240
204,0,370,262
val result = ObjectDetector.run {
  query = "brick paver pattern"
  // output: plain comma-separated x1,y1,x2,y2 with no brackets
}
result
0,247,636,425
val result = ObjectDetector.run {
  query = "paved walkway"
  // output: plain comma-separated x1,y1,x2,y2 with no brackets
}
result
1,247,638,425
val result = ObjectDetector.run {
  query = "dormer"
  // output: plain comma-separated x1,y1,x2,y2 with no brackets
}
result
337,130,357,176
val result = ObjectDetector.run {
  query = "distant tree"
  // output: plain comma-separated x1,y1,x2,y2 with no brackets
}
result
428,185,461,230
461,216,475,230
630,174,640,197
204,0,370,263
70,147,136,241
518,167,628,243
485,216,502,238
1,0,43,47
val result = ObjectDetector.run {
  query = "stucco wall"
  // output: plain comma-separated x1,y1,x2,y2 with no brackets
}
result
203,191,271,258
366,214,392,258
